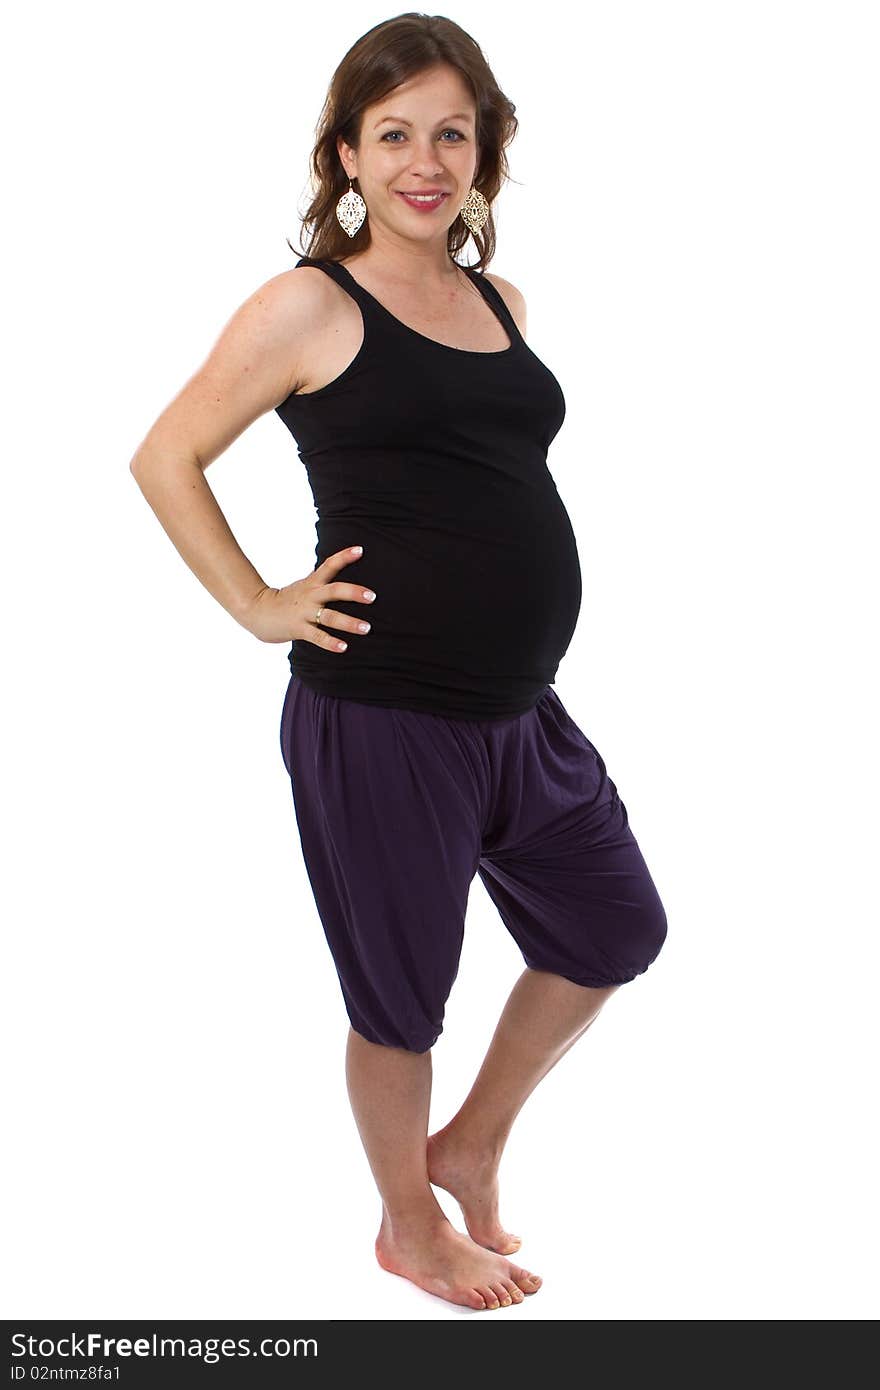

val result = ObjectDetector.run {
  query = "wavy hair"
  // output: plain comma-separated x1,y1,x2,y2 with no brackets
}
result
286,12,519,271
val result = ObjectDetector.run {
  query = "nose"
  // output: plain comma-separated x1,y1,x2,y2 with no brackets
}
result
405,137,446,177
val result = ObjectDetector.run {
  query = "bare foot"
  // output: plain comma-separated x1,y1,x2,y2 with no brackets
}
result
375,1209,542,1310
426,1126,521,1255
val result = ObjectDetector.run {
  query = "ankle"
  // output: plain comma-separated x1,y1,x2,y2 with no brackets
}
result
380,1195,448,1240
432,1117,507,1166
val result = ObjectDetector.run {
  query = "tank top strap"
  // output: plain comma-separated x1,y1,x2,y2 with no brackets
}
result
294,255,522,350
294,256,376,313
461,265,524,346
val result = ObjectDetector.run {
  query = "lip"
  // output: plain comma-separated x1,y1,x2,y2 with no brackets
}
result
395,191,450,214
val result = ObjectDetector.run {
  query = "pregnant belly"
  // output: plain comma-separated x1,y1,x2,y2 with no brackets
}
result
305,492,582,686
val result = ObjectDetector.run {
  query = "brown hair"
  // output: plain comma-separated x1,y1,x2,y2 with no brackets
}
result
286,12,519,271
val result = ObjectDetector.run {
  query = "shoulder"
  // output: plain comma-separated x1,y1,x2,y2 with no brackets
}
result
220,263,347,397
181,263,344,422
241,262,341,337
483,270,527,337
196,265,340,373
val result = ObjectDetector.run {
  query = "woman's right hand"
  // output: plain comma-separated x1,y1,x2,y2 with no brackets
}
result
243,545,377,651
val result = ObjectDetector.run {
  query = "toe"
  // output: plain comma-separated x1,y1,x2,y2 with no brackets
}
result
480,1285,501,1310
502,1277,524,1303
467,1288,487,1310
513,1266,543,1293
490,1280,512,1306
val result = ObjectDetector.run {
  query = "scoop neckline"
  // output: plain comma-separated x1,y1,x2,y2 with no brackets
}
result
334,259,518,358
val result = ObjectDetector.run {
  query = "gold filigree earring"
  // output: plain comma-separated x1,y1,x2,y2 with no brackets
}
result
336,177,367,237
460,185,490,234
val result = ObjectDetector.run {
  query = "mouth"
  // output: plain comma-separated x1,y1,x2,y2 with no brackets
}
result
395,191,450,211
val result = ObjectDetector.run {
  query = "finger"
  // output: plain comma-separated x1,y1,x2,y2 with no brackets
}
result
301,617,349,654
324,581,377,606
309,604,372,637
315,544,365,578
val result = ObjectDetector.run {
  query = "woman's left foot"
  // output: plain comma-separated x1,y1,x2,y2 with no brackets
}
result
426,1125,521,1255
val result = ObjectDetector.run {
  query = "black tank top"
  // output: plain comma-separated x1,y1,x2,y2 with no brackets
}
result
275,256,582,720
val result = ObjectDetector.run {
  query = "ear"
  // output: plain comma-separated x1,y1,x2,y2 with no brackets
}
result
336,133,355,180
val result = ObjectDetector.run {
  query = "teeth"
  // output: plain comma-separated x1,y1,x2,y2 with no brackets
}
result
402,193,444,201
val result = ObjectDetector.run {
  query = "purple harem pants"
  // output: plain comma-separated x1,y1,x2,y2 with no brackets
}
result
279,674,667,1052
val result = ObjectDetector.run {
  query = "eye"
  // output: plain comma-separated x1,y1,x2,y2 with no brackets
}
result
380,129,466,143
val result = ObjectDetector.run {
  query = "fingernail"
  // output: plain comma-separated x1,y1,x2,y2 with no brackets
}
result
358,622,370,633
337,641,347,650
363,590,376,601
351,546,363,554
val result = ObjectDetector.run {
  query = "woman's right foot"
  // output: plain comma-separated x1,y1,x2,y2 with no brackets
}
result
375,1210,542,1310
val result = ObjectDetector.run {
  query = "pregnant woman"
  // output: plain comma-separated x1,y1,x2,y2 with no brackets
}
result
130,15,668,1313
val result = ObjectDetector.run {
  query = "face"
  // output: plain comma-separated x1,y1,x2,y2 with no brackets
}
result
338,63,479,247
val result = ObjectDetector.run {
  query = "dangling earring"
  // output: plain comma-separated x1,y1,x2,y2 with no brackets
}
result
460,185,490,234
336,176,367,237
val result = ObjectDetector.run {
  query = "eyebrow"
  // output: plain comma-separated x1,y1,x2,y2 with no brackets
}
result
374,112,472,129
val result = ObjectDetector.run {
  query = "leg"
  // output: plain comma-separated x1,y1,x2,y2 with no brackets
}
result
429,684,668,1250
346,1027,544,1310
428,968,619,1252
282,681,544,1309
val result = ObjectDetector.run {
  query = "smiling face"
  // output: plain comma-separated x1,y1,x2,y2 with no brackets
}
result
337,63,479,250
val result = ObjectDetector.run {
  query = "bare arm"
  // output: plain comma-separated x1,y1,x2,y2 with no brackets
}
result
129,270,377,651
129,272,306,626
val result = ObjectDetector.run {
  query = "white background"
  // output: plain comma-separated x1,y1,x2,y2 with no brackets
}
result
3,0,877,1321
